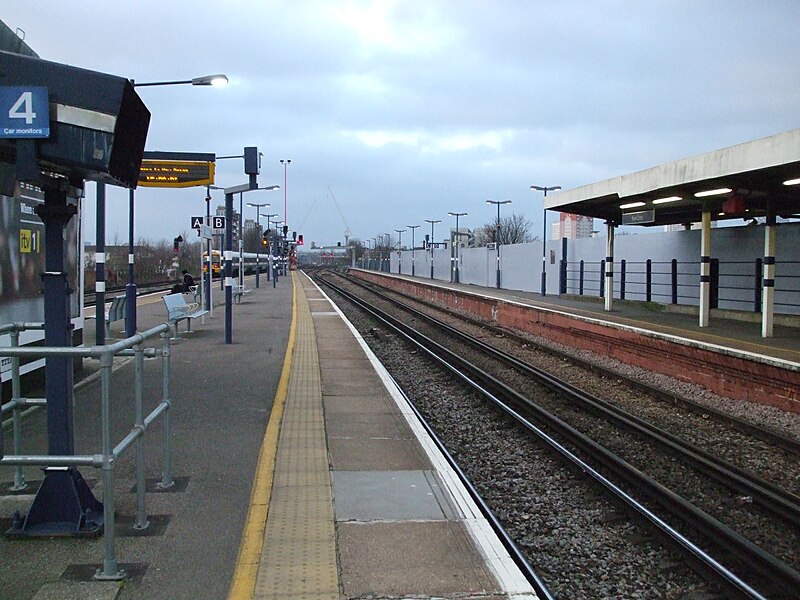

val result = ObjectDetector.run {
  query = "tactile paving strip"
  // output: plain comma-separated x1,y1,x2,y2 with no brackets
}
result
254,278,338,599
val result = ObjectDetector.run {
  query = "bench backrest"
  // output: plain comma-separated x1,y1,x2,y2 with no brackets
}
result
163,293,190,321
108,296,126,322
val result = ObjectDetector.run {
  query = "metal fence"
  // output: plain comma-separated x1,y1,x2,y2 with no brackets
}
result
1,322,174,580
563,259,800,312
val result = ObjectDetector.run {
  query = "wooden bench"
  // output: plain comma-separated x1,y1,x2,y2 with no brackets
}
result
89,295,126,341
162,293,209,339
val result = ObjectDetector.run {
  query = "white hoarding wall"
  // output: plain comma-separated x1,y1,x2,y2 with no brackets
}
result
386,223,800,315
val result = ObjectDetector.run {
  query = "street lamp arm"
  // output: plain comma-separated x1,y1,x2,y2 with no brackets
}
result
133,74,228,88
530,185,562,193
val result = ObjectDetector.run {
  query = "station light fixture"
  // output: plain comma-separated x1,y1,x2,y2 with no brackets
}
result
652,196,682,205
694,187,732,197
619,201,646,209
782,178,800,186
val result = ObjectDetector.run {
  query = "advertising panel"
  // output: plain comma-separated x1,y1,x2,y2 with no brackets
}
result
0,181,81,382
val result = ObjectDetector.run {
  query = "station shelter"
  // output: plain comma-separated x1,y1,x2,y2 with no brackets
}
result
546,129,800,338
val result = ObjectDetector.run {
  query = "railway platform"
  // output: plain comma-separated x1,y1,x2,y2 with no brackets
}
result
0,272,538,600
353,269,800,414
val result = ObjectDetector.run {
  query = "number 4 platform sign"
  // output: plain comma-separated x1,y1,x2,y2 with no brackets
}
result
0,87,50,138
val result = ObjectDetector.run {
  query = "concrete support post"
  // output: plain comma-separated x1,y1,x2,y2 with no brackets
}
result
604,221,615,311
761,213,777,338
699,211,712,328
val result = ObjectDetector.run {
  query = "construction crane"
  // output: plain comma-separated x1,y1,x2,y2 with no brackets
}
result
327,187,352,246
296,186,352,246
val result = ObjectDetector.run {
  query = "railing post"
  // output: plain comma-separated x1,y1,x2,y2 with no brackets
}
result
646,259,652,302
754,258,763,313
96,349,124,581
9,330,26,491
579,260,584,295
158,331,175,489
671,259,678,304
133,342,149,530
620,259,626,300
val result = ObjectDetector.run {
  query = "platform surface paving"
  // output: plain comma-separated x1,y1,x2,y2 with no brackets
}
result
253,273,536,599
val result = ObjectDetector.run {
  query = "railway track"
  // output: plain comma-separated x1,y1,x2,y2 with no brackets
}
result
312,270,800,599
346,271,800,457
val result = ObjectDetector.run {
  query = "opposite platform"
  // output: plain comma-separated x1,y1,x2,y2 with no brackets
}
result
248,272,537,599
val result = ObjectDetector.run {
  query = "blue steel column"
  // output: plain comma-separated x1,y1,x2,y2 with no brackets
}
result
38,187,77,454
95,183,106,345
225,192,233,344
205,190,212,313
125,187,137,337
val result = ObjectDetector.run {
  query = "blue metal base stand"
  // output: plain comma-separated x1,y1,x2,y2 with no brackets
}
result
6,467,103,538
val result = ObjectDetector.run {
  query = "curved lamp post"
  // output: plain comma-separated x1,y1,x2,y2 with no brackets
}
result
486,200,511,289
120,73,228,337
530,185,561,296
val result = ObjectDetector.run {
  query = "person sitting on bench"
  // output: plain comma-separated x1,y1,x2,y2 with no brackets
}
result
182,269,196,293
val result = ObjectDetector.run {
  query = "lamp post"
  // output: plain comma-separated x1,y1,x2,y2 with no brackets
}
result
486,200,511,289
122,73,228,337
448,212,467,284
247,201,273,288
530,185,561,296
407,224,420,277
241,186,278,288
394,228,405,274
260,213,278,281
280,159,291,227
269,218,283,283
424,219,441,279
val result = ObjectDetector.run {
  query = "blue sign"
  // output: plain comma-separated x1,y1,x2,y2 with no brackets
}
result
0,87,49,138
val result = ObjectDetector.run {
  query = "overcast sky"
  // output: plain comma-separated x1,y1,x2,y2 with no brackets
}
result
4,1,799,248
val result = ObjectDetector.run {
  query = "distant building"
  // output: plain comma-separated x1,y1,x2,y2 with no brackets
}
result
552,213,593,239
449,227,473,248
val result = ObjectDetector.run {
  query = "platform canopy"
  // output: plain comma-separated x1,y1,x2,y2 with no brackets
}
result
546,129,800,227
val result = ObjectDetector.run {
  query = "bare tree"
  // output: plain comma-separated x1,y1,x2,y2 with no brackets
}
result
475,213,533,246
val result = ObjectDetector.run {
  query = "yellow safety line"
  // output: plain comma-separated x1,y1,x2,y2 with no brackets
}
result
227,272,297,600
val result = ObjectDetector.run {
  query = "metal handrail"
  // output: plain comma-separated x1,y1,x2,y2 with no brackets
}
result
1,322,173,580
